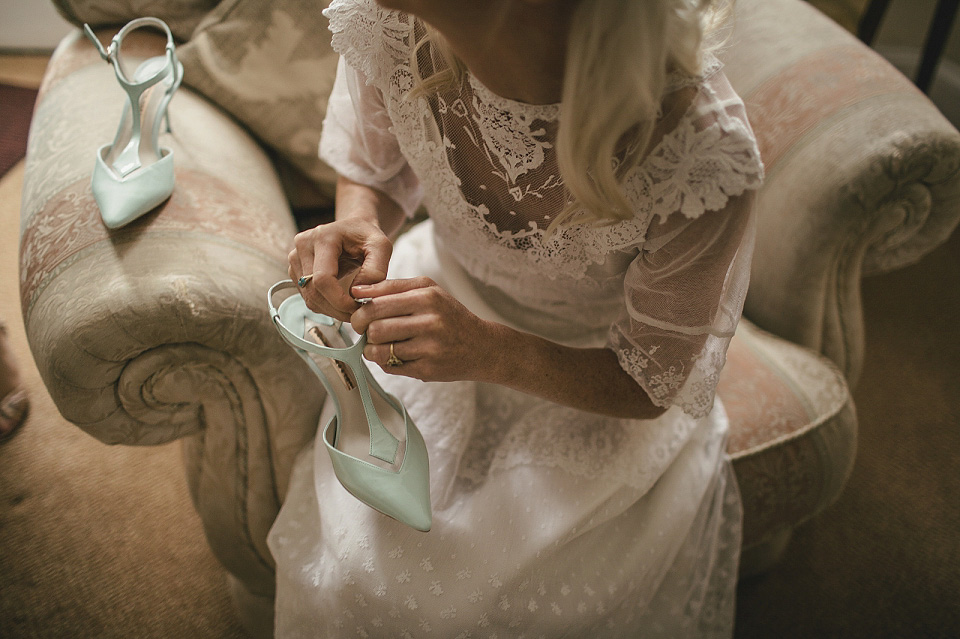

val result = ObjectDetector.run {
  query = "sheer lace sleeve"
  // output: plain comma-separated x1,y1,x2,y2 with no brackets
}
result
609,192,756,419
608,73,763,419
319,0,421,215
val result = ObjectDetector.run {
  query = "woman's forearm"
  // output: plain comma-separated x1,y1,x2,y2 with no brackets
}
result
334,177,660,420
335,175,406,238
479,321,667,420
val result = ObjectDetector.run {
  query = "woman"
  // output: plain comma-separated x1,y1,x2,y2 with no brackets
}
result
270,0,763,635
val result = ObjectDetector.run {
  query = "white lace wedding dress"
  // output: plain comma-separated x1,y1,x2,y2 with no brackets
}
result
268,1,765,636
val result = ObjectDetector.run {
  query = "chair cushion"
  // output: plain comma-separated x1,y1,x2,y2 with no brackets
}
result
175,0,341,207
718,319,855,547
51,0,219,41
720,319,847,457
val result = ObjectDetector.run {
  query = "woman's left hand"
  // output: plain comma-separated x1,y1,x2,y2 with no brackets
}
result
349,277,501,383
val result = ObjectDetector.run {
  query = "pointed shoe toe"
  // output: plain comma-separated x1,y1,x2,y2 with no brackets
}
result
92,145,174,228
323,408,432,532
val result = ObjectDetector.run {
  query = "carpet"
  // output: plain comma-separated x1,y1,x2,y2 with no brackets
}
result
0,84,38,179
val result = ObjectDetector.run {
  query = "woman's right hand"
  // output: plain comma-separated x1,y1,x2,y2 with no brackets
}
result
288,217,394,322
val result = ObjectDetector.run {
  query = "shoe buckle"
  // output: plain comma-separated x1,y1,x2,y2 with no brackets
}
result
83,24,115,64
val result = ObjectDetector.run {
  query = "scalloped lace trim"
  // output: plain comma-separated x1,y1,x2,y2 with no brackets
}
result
610,328,726,419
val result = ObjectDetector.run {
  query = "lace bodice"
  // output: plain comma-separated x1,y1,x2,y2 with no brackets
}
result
320,0,764,418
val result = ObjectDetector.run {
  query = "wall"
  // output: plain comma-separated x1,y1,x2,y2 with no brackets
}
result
873,0,960,65
0,0,73,51
870,0,960,125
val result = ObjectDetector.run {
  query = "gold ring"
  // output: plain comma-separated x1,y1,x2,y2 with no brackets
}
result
386,343,404,367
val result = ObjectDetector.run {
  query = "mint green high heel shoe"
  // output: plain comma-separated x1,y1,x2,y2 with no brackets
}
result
269,280,432,532
84,18,183,229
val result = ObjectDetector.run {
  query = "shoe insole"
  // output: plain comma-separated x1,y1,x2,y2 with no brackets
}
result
105,56,172,176
304,318,407,472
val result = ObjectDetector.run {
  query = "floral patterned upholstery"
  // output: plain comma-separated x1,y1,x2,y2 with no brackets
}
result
719,320,854,551
173,0,341,206
52,0,218,41
21,30,323,597
20,0,960,632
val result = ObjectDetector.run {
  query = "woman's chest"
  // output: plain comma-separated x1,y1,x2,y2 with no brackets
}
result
384,84,650,287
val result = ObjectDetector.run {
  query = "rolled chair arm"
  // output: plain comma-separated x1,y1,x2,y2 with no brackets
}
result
725,0,960,386
19,30,323,598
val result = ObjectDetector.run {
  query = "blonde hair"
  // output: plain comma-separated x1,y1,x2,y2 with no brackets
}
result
411,0,732,232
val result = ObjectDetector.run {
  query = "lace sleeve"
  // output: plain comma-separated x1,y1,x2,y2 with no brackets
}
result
607,71,764,419
319,0,421,215
643,69,764,222
323,0,413,92
319,58,422,216
608,189,757,419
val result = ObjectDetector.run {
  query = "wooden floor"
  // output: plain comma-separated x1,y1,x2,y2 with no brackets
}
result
0,54,47,89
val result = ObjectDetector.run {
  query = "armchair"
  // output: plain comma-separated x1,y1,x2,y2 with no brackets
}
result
19,0,960,635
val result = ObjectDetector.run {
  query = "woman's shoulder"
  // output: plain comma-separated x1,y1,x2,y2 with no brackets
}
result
665,52,725,93
624,61,765,223
323,0,416,86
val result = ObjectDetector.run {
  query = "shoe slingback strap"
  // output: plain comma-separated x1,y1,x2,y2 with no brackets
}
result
83,18,182,176
268,280,401,464
84,18,181,90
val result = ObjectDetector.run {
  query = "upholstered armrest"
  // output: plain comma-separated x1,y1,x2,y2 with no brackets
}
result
19,30,323,596
725,0,960,386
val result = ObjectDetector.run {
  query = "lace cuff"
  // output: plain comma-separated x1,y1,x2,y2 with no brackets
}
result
610,328,726,420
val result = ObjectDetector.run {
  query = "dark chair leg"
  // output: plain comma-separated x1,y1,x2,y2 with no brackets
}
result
858,0,893,45
915,0,960,93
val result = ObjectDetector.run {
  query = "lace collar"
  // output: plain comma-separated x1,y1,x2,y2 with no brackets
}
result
464,53,723,124
466,73,562,123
